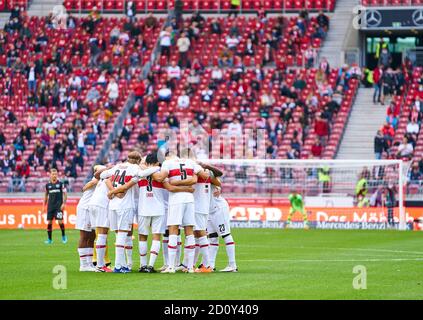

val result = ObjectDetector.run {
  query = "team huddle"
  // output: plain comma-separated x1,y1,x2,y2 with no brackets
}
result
74,150,237,274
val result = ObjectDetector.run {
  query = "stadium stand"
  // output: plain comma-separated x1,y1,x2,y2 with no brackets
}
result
62,0,337,13
0,9,164,192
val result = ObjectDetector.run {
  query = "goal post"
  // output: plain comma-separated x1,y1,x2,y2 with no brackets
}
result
203,159,410,230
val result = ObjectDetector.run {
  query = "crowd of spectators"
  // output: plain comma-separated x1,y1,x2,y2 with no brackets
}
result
0,7,163,191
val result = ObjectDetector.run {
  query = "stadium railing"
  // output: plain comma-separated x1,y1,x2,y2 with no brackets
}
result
360,0,423,6
60,0,337,15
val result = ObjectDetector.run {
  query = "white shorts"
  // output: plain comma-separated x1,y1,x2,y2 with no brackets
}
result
194,213,208,231
133,209,139,224
208,205,231,237
90,206,109,229
75,207,94,232
167,202,195,227
138,215,166,235
109,209,134,232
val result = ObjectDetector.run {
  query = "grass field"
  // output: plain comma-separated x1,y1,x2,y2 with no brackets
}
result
1,228,423,300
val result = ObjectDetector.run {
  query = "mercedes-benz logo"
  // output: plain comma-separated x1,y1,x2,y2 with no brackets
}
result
366,10,382,27
412,9,423,26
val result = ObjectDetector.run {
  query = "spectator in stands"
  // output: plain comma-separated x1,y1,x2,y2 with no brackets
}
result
408,162,422,185
227,118,242,137
201,85,214,102
166,112,180,130
317,10,329,30
286,147,299,160
8,171,25,192
319,57,330,76
396,136,414,160
107,142,120,163
68,73,82,93
145,12,158,30
187,69,200,89
311,138,323,158
373,65,383,104
177,90,190,109
381,68,395,105
85,128,97,150
211,66,223,84
159,26,172,59
167,60,181,80
379,48,391,68
125,1,136,22
211,19,222,35
0,155,11,176
106,77,119,103
73,150,84,171
218,48,233,68
410,99,421,123
77,130,86,156
64,159,77,179
386,103,399,129
406,119,420,141
374,130,386,160
158,85,172,102
177,32,191,68
314,113,329,144
146,95,158,124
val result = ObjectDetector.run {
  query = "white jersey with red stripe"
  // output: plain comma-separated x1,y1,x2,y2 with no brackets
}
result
76,179,96,211
161,158,202,205
194,170,211,215
135,176,169,217
210,183,229,214
100,162,140,211
88,178,109,209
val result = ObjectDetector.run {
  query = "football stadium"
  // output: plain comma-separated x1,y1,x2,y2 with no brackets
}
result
0,0,423,302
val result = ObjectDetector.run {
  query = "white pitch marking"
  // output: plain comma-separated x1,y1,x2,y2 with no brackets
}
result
239,258,423,263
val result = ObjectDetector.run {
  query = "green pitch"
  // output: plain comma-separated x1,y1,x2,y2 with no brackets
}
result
0,229,422,300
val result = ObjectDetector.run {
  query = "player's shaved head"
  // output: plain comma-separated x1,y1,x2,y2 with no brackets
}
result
127,151,142,164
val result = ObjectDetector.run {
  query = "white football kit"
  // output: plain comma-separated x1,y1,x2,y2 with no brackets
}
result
161,158,202,227
194,171,211,231
207,184,231,237
75,180,96,232
134,175,169,235
100,163,160,231
88,178,110,229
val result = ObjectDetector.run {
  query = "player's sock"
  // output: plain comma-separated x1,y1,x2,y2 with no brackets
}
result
86,247,94,266
223,234,236,268
162,236,169,266
115,232,127,269
139,241,148,267
47,223,52,241
125,236,133,267
194,238,200,266
302,212,309,225
96,234,107,268
184,235,196,270
208,236,219,269
198,236,210,268
168,235,178,268
148,240,161,267
78,248,88,268
176,235,182,266
59,223,65,237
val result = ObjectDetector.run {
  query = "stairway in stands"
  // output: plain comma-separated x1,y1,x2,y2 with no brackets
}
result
27,0,62,16
318,0,355,68
337,88,387,160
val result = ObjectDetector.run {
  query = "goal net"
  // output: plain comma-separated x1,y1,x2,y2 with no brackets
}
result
204,159,410,230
